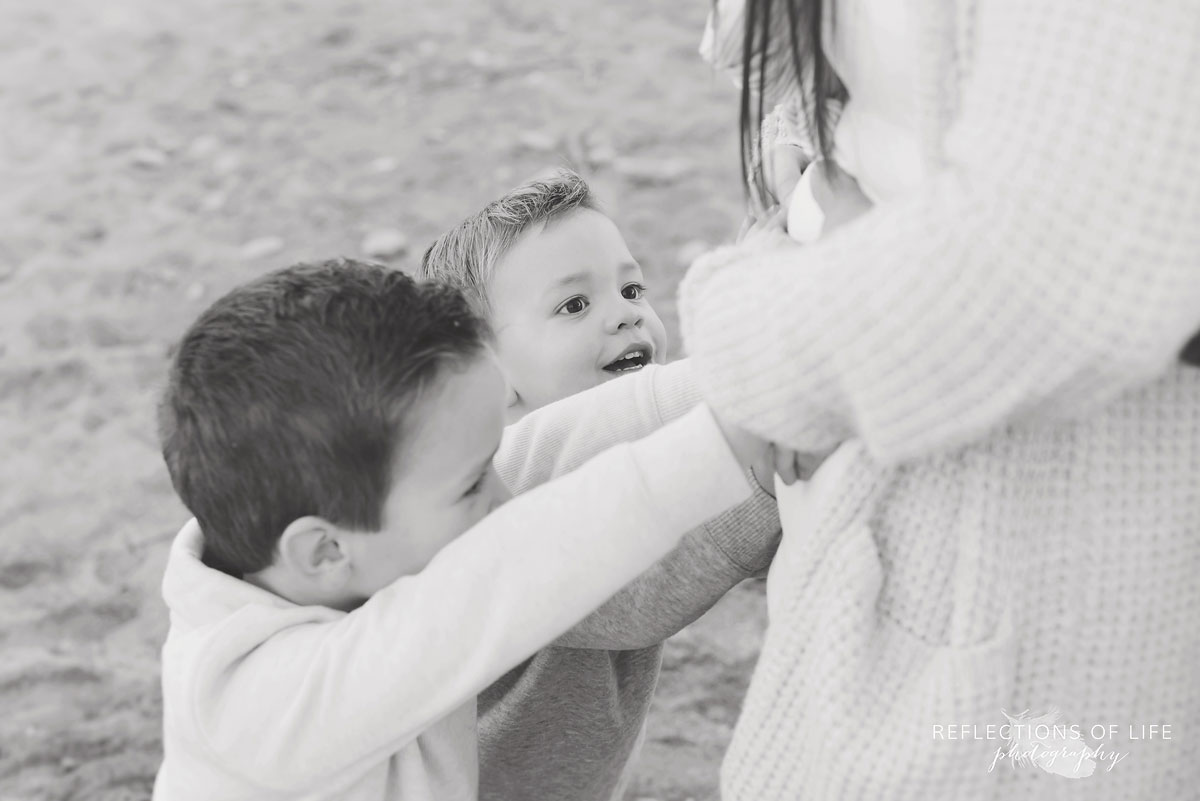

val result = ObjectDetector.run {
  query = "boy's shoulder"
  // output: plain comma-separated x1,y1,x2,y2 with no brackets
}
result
161,520,338,645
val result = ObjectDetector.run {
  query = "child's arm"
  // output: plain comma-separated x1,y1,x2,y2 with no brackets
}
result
497,359,700,491
552,491,779,649
184,406,753,790
496,359,781,650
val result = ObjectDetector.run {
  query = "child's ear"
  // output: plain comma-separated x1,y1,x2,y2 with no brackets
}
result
277,516,353,586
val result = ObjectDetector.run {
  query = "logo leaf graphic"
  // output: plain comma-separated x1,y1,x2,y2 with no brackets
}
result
1002,707,1097,779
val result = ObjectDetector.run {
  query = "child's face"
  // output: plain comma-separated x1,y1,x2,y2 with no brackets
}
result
488,208,669,420
345,353,512,600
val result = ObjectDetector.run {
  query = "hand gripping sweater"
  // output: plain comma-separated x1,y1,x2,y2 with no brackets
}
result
679,0,1200,799
481,361,780,801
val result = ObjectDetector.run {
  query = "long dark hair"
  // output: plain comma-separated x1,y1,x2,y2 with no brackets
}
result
738,0,844,210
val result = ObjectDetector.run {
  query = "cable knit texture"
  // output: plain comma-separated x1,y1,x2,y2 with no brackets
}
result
679,0,1200,798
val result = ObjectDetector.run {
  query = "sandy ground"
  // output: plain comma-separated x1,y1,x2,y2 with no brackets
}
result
0,1,767,798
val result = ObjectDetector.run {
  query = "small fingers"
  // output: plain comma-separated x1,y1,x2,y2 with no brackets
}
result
774,445,800,486
749,459,777,500
763,203,789,230
795,451,824,481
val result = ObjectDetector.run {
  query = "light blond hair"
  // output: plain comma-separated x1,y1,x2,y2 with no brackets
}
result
420,169,599,315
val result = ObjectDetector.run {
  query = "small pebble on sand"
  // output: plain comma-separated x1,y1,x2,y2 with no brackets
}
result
613,156,693,185
239,236,285,260
368,156,400,174
130,147,169,169
517,130,559,152
361,229,409,260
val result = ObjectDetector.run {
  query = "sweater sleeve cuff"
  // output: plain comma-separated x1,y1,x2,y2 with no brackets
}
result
686,263,852,452
678,243,744,348
701,472,782,573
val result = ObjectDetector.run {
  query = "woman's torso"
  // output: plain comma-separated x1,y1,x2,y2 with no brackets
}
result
761,3,1200,797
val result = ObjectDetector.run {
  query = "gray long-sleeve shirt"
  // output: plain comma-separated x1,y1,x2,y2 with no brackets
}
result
485,361,781,801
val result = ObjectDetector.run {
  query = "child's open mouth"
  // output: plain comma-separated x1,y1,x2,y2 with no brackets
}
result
602,346,652,374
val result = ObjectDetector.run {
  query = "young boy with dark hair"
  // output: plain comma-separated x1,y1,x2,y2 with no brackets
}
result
152,258,779,800
422,172,784,801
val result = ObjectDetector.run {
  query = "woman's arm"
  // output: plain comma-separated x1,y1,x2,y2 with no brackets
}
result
681,0,1200,465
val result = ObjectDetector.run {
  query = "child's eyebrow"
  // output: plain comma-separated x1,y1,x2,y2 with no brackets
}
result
547,271,592,290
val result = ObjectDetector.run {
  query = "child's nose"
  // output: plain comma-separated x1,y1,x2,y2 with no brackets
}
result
605,303,643,334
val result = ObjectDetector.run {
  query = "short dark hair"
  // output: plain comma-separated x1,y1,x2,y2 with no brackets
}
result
419,169,599,314
158,258,489,577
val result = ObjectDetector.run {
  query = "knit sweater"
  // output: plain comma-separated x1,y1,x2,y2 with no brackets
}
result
481,361,780,801
679,0,1200,799
152,405,751,801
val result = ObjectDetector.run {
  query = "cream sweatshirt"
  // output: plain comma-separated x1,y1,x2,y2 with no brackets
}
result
152,404,750,801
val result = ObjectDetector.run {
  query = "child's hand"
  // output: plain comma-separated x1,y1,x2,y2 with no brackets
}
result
769,443,828,484
750,442,836,496
748,449,777,497
762,139,806,211
711,410,769,472
713,410,827,489
736,204,792,251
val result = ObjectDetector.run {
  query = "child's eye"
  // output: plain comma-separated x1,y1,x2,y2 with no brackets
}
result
555,296,589,316
621,283,646,301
